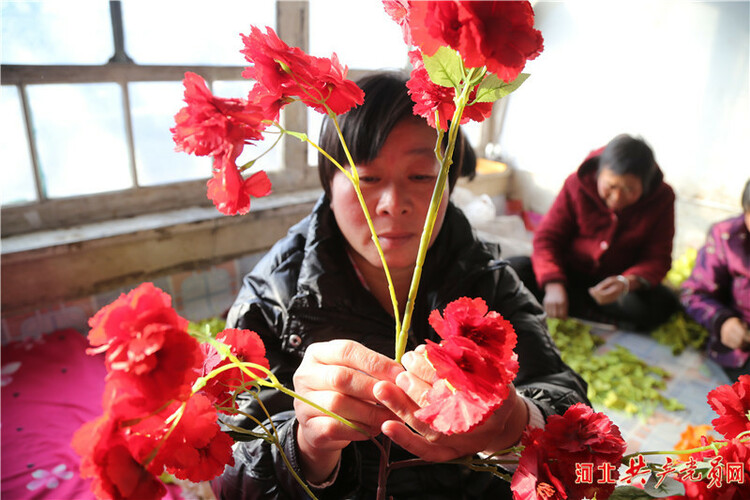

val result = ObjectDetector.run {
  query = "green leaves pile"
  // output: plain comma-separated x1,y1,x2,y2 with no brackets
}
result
651,311,708,355
188,316,227,339
547,318,684,416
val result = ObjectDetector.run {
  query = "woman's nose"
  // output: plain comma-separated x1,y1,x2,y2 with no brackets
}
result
375,183,410,215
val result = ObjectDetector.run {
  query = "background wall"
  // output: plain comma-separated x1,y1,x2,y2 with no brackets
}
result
496,0,749,256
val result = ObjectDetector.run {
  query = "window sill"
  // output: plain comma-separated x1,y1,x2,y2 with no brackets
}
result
1,189,322,314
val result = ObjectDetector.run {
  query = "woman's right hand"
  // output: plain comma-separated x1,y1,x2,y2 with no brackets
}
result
543,282,569,319
292,339,404,483
720,317,750,351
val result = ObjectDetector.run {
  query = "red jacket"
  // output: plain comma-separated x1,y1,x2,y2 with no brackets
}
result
531,147,675,288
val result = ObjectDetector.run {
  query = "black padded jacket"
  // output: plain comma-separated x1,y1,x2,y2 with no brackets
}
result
211,196,589,499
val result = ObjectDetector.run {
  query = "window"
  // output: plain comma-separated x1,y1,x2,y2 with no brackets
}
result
2,0,500,237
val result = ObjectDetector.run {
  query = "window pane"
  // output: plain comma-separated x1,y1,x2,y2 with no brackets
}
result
212,80,282,173
27,84,132,198
307,108,325,167
1,86,37,205
1,1,113,64
130,82,210,186
122,1,276,65
310,0,407,69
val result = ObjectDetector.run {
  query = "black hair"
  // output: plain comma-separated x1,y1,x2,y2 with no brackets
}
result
317,71,466,198
598,134,657,195
742,178,750,213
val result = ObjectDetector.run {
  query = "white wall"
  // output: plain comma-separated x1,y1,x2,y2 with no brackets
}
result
496,1,749,256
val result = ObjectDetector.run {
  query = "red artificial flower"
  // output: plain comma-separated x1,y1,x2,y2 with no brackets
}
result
241,26,364,115
512,403,626,500
390,1,543,83
158,395,236,482
206,158,272,216
511,428,568,500
415,297,518,434
88,282,187,348
102,322,203,419
667,437,750,499
406,50,494,131
87,283,203,418
171,72,275,159
201,328,271,411
708,375,750,439
72,415,166,500
428,296,517,360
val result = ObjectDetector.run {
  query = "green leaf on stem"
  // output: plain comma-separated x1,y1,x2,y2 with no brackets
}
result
422,46,464,89
285,130,309,142
473,73,530,103
643,472,686,497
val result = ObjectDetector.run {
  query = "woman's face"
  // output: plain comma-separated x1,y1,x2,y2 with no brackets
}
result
329,117,449,272
596,166,644,212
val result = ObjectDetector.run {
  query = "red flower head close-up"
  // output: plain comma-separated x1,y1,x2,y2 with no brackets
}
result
72,415,167,500
512,403,626,500
201,328,271,411
171,71,275,159
708,374,750,439
406,50,494,131
206,158,272,216
386,0,544,83
415,297,518,434
241,25,364,116
87,283,203,419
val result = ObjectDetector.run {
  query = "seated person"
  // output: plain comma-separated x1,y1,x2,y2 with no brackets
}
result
509,134,680,331
681,179,750,381
211,72,589,499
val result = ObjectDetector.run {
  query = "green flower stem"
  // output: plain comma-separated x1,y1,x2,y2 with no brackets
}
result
277,120,402,335
621,433,750,464
199,347,369,437
329,114,402,335
395,67,480,363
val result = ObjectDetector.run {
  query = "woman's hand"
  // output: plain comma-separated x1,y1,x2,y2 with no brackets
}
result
372,346,529,463
293,339,404,483
720,317,750,351
543,282,569,319
588,275,627,305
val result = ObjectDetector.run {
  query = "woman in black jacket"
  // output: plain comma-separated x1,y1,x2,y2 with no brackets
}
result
212,72,589,499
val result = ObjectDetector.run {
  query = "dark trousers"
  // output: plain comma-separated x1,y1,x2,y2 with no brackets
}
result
507,256,680,332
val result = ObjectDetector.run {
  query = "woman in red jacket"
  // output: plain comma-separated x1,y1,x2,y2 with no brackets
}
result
509,134,680,331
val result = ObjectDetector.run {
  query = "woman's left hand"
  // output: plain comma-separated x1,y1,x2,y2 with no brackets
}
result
372,345,529,462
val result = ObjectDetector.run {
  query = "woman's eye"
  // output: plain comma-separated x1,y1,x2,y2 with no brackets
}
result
359,176,379,183
411,174,436,182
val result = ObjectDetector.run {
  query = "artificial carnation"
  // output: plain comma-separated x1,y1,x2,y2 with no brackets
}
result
206,160,272,216
87,282,187,349
392,1,543,83
406,50,494,131
72,415,166,500
415,297,518,434
171,72,273,159
241,26,364,115
201,328,271,411
160,395,236,482
512,404,626,500
708,374,750,439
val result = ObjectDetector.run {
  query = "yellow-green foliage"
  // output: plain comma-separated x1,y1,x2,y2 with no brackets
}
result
651,312,708,355
665,247,698,289
547,318,684,416
189,316,227,339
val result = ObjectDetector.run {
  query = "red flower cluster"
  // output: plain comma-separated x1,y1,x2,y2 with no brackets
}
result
201,328,270,411
662,375,750,498
171,72,273,215
73,283,270,500
241,26,364,116
406,50,494,131
415,297,518,434
384,0,544,83
708,374,750,439
511,403,627,500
